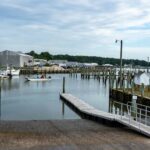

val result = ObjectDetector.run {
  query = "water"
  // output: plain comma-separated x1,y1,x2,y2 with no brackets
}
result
0,74,110,120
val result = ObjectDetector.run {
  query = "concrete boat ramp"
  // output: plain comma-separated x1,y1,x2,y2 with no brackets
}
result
60,93,150,137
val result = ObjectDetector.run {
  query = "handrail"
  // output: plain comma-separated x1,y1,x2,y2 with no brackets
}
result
112,101,150,127
114,101,150,113
113,109,150,124
113,101,150,115
127,105,150,113
127,101,150,111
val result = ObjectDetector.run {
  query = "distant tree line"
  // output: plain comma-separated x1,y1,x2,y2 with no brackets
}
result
26,51,149,66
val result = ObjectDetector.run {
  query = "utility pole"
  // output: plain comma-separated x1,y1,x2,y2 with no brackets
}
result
116,40,123,89
120,40,123,88
147,57,149,73
0,78,1,121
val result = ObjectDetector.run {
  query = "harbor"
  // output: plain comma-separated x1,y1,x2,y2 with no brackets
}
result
0,73,149,149
0,56,150,149
0,0,150,149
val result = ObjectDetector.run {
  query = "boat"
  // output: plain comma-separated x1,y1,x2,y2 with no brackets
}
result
0,70,9,79
25,77,52,82
0,67,20,76
0,74,9,79
5,68,20,76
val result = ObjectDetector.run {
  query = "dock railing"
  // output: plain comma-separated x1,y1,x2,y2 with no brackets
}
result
111,101,150,130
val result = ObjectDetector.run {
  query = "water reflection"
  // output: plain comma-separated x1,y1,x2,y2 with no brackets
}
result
62,101,65,115
1,78,20,91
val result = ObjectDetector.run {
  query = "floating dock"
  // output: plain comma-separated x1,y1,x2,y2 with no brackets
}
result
60,93,150,137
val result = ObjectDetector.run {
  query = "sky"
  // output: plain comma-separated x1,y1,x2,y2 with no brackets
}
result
0,0,150,60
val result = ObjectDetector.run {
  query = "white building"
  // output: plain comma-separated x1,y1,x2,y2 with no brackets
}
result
134,72,150,86
66,62,79,67
83,63,98,67
0,50,33,67
102,64,113,67
34,59,47,66
48,60,68,65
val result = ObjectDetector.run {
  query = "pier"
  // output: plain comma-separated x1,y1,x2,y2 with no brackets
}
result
60,93,150,137
110,89,150,106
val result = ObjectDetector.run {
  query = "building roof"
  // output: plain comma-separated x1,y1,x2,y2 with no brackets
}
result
0,50,33,58
102,64,113,67
34,59,47,62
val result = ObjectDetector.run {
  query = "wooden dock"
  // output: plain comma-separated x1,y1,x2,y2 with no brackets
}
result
60,93,150,137
110,89,150,106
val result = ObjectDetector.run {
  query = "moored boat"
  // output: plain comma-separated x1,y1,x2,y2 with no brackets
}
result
0,74,9,79
25,77,51,82
0,67,20,76
6,68,20,76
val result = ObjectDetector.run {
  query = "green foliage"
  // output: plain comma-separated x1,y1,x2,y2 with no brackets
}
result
26,51,52,60
26,51,149,66
39,52,52,60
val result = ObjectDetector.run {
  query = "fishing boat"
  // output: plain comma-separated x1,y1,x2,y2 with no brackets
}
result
5,68,20,76
25,77,52,82
0,67,20,76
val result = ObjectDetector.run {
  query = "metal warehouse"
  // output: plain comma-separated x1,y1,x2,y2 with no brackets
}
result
0,50,33,67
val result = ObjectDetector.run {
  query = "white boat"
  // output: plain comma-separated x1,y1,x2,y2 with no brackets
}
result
25,77,52,82
1,67,20,76
5,68,20,76
0,74,9,79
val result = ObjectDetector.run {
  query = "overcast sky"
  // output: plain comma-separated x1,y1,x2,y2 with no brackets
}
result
0,0,150,60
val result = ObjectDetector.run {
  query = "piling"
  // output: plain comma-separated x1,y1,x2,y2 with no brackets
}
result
63,77,66,93
141,83,145,98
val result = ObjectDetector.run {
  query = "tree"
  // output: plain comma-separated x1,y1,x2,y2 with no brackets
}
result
26,51,148,66
39,52,52,60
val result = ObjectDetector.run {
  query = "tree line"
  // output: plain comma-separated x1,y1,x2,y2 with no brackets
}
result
26,51,149,66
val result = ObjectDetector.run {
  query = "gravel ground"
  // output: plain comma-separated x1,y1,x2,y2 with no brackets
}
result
0,119,149,150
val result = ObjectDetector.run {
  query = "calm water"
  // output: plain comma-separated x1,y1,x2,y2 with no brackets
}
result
0,74,110,120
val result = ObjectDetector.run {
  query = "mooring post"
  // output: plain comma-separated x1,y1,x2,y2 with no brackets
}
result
116,78,118,89
127,73,129,89
131,81,134,95
63,77,66,93
140,83,145,97
122,77,125,92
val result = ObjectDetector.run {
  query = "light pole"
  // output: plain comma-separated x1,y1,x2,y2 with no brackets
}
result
147,57,149,73
116,40,123,89
0,78,1,120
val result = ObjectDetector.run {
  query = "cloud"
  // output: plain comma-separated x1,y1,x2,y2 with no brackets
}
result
0,0,150,60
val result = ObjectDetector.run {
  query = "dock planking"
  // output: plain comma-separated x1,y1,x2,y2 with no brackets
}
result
60,93,114,121
60,93,150,137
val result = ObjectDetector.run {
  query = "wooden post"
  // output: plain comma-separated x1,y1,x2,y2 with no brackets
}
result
63,77,66,93
116,78,118,89
122,77,125,92
131,81,134,95
127,73,129,90
140,83,145,97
